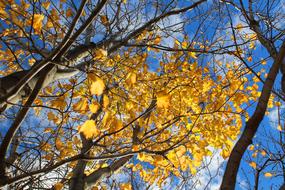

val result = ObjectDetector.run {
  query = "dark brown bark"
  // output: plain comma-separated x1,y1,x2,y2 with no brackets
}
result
0,64,55,182
221,42,285,189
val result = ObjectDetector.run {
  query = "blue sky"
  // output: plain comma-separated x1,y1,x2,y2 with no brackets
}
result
1,0,285,189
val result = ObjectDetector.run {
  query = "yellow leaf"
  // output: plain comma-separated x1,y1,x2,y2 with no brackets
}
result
252,151,257,158
221,148,230,159
249,42,255,49
42,2,51,9
50,96,66,111
181,41,188,49
54,182,63,190
66,8,73,17
264,172,273,177
90,77,105,96
46,19,53,28
132,145,139,151
93,49,108,60
188,52,197,59
101,163,108,168
79,120,99,139
275,101,281,107
261,59,266,65
102,111,111,130
103,95,109,108
43,153,53,160
138,153,154,163
236,23,243,31
153,35,161,44
260,150,266,156
277,124,282,131
55,139,63,150
247,56,252,62
156,90,171,108
109,118,123,133
31,14,45,33
73,136,81,145
100,15,108,26
126,72,137,85
44,128,52,133
120,183,131,190
89,102,100,113
248,145,254,151
47,111,56,120
41,143,52,152
73,98,88,113
126,101,134,111
249,161,257,169
28,58,36,66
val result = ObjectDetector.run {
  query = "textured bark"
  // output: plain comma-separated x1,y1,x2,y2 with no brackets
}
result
0,64,55,180
69,135,92,190
0,66,79,112
85,155,132,188
221,42,285,189
0,0,105,107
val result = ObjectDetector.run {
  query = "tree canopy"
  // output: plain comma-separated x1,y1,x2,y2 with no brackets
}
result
0,0,285,189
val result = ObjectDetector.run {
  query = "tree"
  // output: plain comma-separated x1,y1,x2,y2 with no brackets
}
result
0,0,283,189
218,1,285,189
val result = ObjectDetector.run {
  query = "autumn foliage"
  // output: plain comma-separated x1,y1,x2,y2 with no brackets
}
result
0,0,285,189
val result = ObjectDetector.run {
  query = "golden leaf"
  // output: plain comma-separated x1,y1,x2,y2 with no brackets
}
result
109,118,123,133
46,19,53,28
247,56,252,62
188,52,197,59
132,145,139,151
221,148,230,159
42,2,51,9
73,98,88,113
120,183,131,190
249,161,257,169
50,96,67,111
156,90,171,108
28,58,36,66
102,111,111,130
55,139,63,150
264,172,273,177
277,124,282,131
153,35,161,44
181,41,188,49
261,59,267,65
31,14,45,33
126,72,137,85
248,145,254,151
44,128,52,133
260,150,266,156
90,77,105,96
79,120,99,139
54,182,63,190
275,101,282,107
103,95,109,108
66,8,73,17
100,15,109,26
89,102,100,113
236,23,243,31
93,49,108,60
